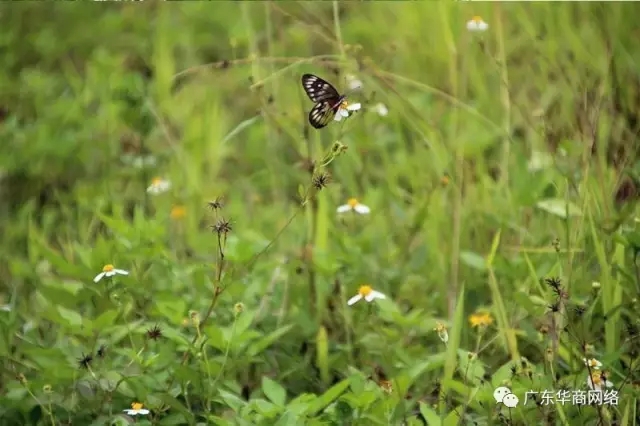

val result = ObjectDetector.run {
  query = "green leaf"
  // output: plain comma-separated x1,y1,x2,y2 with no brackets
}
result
57,306,82,327
536,198,582,218
217,389,246,413
419,402,441,426
273,411,299,426
246,324,294,357
306,378,351,415
262,377,287,406
459,251,486,271
316,326,329,386
93,310,118,330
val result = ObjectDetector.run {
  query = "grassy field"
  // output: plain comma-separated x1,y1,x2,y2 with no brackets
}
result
1,2,640,425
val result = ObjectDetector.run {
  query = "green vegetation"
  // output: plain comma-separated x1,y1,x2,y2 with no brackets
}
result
1,2,640,425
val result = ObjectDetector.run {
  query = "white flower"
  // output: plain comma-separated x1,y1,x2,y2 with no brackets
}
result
347,285,386,306
527,150,553,172
373,102,388,117
346,74,363,90
147,177,171,194
334,100,362,122
336,198,370,214
93,264,129,283
123,402,149,416
466,16,489,32
586,371,613,391
584,358,602,370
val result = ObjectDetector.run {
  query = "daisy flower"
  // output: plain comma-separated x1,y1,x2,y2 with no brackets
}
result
373,102,388,117
334,100,362,122
584,358,602,370
587,370,613,391
147,177,171,194
337,198,370,214
466,16,489,32
347,285,386,306
93,264,129,283
123,402,149,416
346,74,363,91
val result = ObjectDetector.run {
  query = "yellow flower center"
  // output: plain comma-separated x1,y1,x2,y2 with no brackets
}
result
434,322,447,333
591,371,603,385
340,100,349,109
586,358,599,368
131,402,144,410
151,177,163,186
358,285,373,297
347,198,359,208
472,16,483,23
103,264,114,273
170,205,187,219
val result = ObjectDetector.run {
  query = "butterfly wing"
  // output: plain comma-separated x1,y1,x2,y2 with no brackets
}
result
308,101,337,129
302,74,341,103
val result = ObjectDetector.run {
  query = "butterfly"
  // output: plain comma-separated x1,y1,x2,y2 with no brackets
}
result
301,74,347,129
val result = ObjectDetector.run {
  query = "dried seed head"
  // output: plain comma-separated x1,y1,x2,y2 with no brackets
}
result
312,172,331,190
211,218,232,235
147,325,163,340
207,197,224,210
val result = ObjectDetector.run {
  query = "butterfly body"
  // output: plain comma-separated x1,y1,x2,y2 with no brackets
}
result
301,74,346,129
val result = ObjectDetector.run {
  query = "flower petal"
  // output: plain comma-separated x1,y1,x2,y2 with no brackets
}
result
336,204,352,213
347,294,363,305
347,102,361,111
371,290,386,300
93,272,106,283
114,269,129,276
138,409,150,415
364,290,386,302
334,113,344,122
354,204,370,214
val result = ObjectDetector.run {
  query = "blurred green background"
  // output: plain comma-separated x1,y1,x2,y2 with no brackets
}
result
1,2,640,425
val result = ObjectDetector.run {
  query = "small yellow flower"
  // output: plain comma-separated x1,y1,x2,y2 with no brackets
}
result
434,322,449,343
123,402,149,416
467,16,489,32
170,205,187,220
587,370,613,391
469,312,493,328
583,358,602,370
93,264,129,283
347,285,386,306
147,177,171,194
337,198,370,214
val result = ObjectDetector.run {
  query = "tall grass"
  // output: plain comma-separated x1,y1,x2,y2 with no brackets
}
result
0,2,639,425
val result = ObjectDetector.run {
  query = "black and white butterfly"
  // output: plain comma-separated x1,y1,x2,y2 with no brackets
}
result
301,74,360,129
